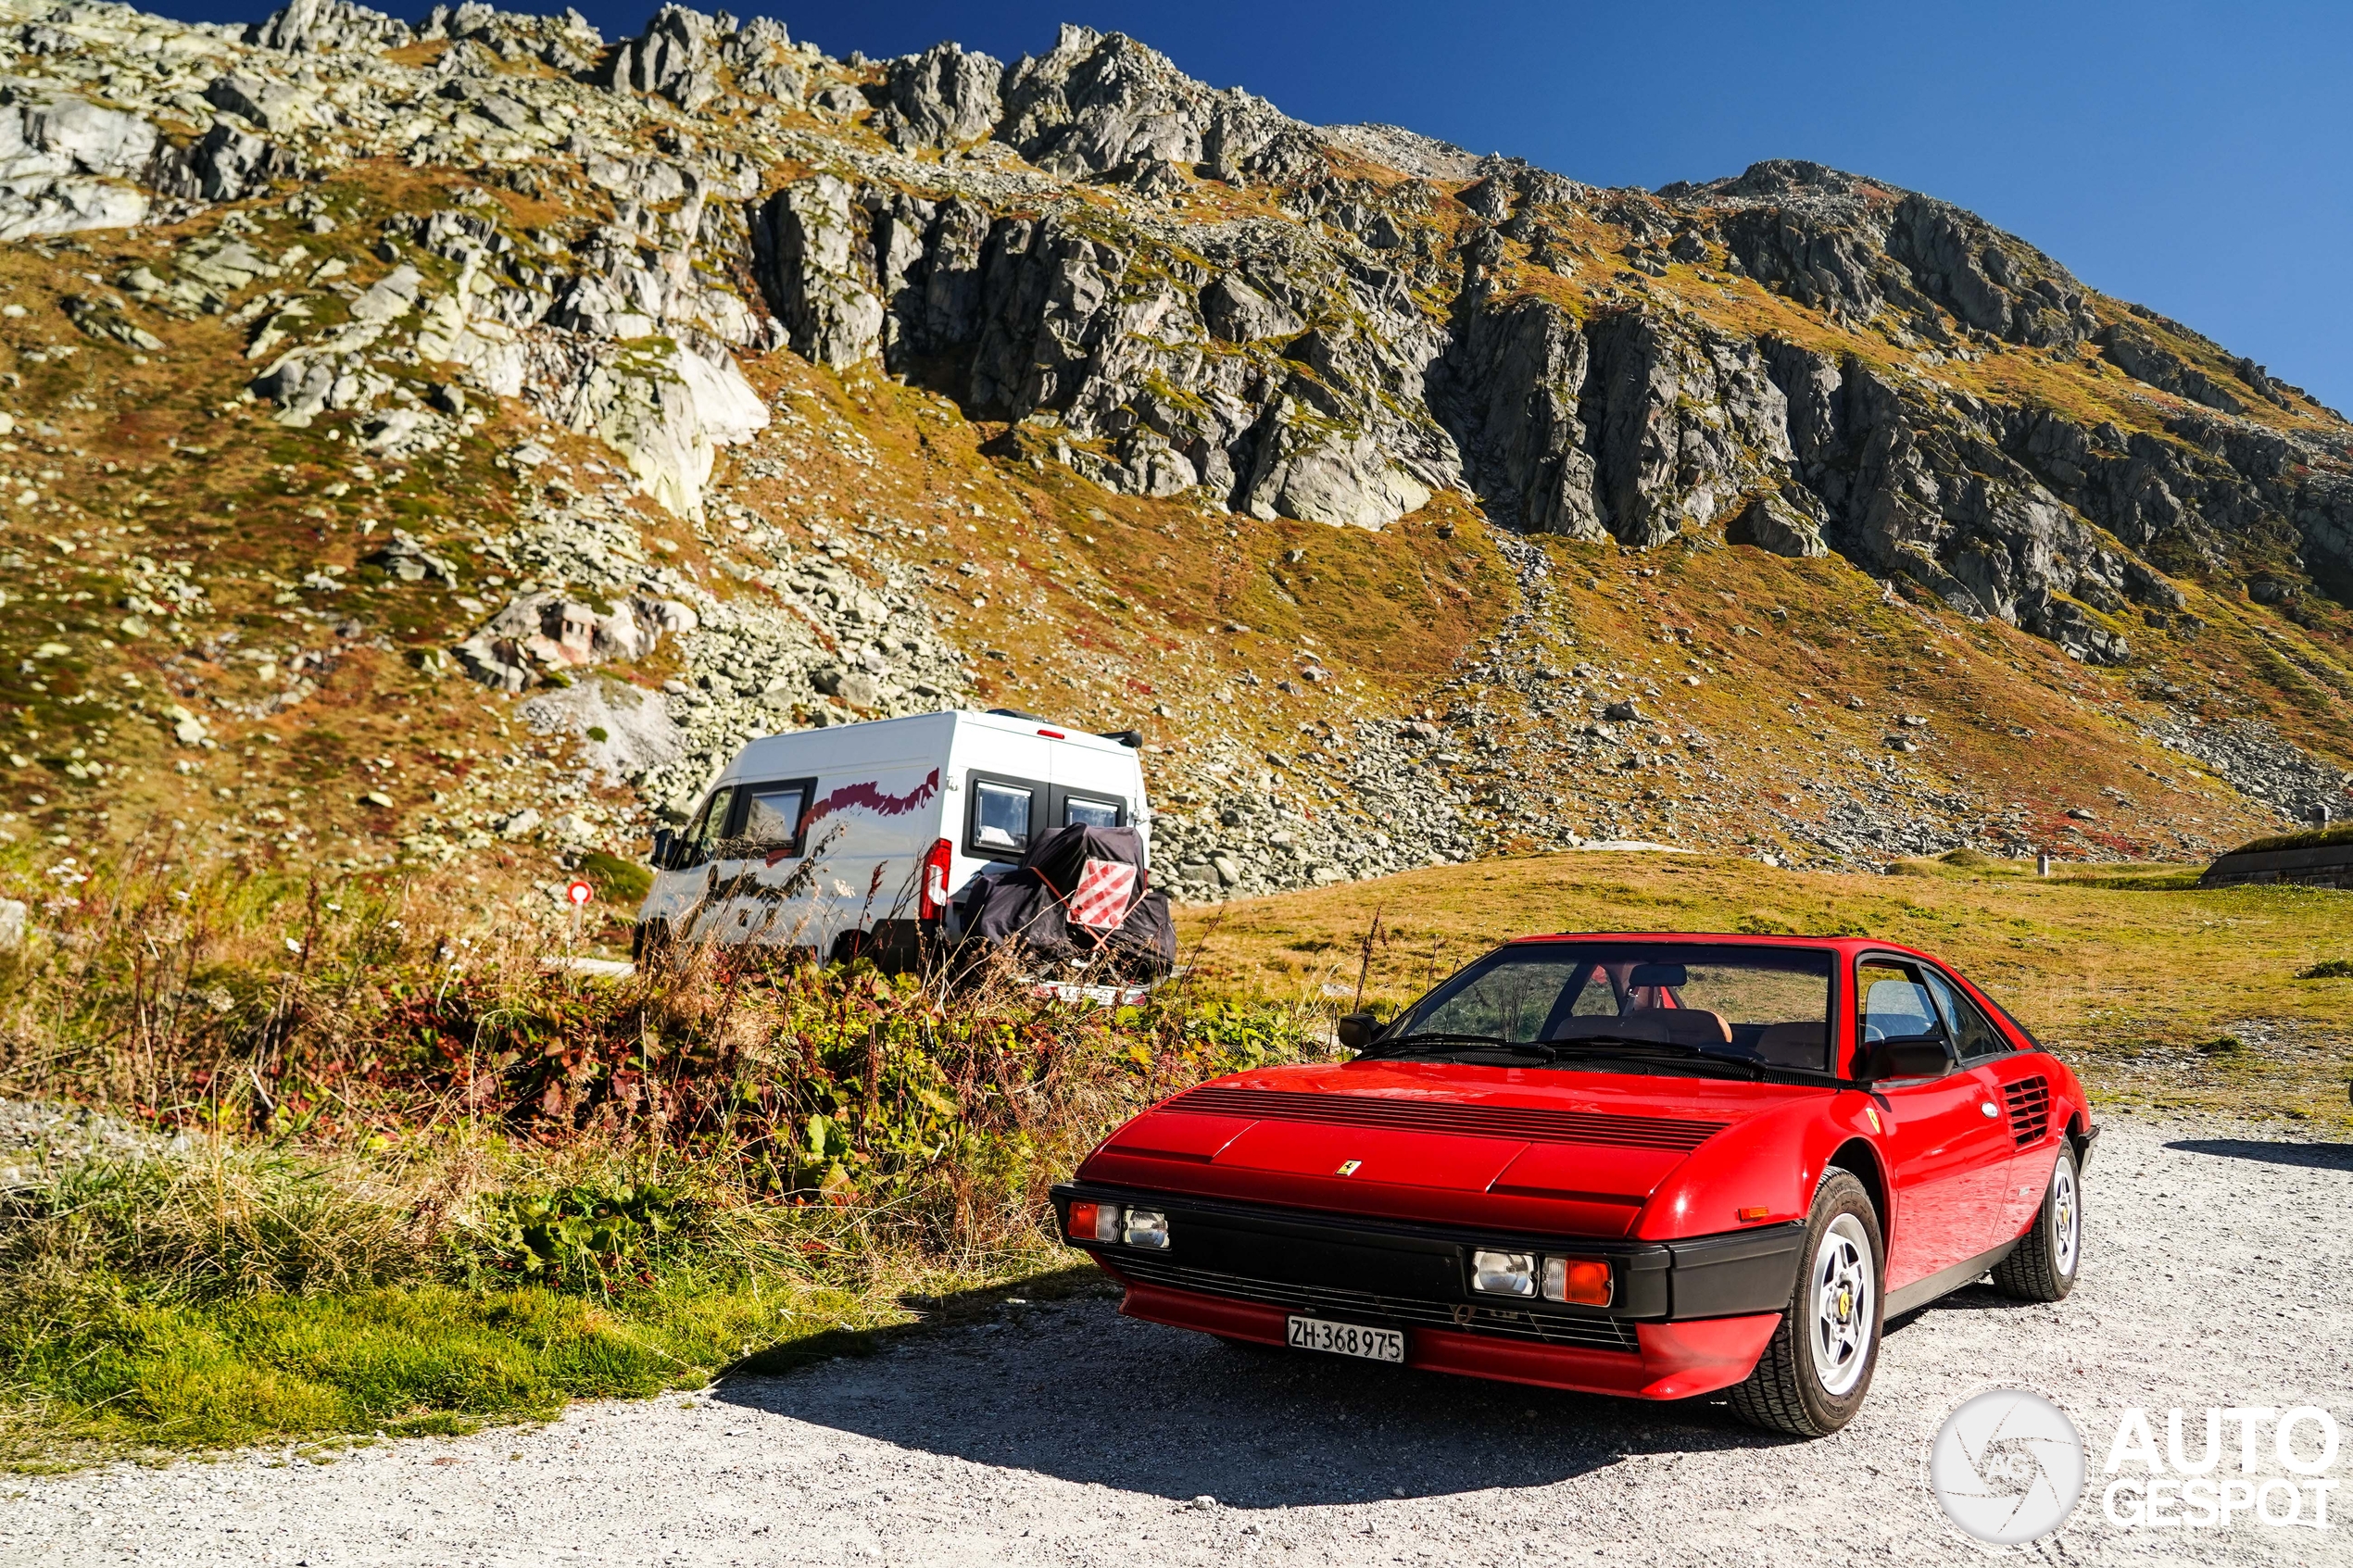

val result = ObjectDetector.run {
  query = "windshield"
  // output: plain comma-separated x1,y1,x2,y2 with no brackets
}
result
1370,942,1838,1075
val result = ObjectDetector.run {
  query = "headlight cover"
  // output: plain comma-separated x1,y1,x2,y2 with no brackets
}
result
1470,1248,1536,1296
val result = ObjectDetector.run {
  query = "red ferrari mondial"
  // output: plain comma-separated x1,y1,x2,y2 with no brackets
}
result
1054,935,2093,1436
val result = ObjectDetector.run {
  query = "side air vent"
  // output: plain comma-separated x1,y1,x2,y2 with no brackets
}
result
1163,1085,1728,1152
2003,1075,2052,1148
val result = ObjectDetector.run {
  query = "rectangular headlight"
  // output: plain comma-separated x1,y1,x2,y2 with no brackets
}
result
1470,1249,1536,1296
1123,1209,1169,1248
1542,1256,1611,1306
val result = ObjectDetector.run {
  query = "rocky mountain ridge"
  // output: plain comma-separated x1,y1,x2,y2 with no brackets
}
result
2,0,2350,911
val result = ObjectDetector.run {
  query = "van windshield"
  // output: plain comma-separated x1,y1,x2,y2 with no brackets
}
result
677,786,736,867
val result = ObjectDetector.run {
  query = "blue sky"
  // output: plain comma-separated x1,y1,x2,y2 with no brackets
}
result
150,1,2353,411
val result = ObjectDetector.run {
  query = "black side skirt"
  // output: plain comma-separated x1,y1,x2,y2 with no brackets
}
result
1885,1236,2023,1319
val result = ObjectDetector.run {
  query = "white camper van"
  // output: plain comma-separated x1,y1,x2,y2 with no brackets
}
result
635,709,1151,966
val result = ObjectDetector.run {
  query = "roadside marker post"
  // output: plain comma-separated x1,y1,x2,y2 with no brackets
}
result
565,878,593,946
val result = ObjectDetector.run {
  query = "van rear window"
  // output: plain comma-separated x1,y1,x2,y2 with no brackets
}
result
972,780,1032,853
1064,796,1123,830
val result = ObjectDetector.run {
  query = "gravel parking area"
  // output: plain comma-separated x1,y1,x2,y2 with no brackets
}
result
8,1111,2350,1566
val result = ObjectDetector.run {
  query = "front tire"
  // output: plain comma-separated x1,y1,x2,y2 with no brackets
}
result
1728,1171,1883,1438
1992,1145,2082,1302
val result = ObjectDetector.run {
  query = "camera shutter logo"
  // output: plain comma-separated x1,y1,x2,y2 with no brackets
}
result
1930,1389,2086,1545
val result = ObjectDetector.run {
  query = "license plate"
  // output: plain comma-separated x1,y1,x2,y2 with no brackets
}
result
1285,1315,1405,1362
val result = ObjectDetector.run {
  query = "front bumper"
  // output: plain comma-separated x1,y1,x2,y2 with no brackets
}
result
1051,1182,1802,1400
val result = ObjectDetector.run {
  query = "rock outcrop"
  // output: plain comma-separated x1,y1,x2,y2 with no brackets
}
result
11,0,2353,884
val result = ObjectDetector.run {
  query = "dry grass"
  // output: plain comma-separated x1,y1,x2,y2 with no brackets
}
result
1176,848,2353,1129
0,833,1327,1466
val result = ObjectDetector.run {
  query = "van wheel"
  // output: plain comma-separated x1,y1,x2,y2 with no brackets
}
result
1727,1171,1883,1438
632,920,673,965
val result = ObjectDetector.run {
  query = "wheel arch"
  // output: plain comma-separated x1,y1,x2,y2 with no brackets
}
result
1823,1136,1891,1257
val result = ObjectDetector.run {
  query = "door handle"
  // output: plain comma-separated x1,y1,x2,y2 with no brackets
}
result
1980,1102,2001,1118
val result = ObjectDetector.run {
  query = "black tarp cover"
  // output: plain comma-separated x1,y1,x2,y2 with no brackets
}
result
955,823,1176,978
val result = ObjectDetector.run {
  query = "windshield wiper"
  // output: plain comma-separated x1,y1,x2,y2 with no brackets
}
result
1532,1035,1765,1078
1360,1031,1529,1059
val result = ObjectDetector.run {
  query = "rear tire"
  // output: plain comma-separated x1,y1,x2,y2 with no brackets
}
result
1728,1171,1882,1438
1992,1145,2082,1302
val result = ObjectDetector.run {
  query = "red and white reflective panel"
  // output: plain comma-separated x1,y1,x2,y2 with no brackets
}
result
1067,858,1137,930
564,880,594,907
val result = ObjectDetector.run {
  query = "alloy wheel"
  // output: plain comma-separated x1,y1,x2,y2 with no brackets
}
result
1809,1212,1875,1397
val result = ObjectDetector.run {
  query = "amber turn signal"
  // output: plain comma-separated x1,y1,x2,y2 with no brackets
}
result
1737,1205,1770,1223
1541,1256,1611,1306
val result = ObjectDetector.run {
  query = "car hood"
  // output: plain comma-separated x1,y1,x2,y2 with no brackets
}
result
1076,1059,1824,1237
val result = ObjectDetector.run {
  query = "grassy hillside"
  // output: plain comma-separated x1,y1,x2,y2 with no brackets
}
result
1178,849,2353,1128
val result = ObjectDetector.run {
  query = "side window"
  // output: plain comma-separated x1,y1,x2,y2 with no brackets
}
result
1856,960,1945,1045
969,779,1035,857
676,785,737,869
737,779,812,857
1922,970,2008,1060
1063,794,1124,831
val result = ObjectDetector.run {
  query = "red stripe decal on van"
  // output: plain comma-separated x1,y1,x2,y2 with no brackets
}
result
801,769,941,832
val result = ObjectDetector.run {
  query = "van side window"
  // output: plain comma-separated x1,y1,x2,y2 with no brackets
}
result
1063,795,1123,831
676,786,737,869
738,779,813,857
971,780,1034,855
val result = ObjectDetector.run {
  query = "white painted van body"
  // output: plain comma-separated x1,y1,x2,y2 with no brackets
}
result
636,710,1151,960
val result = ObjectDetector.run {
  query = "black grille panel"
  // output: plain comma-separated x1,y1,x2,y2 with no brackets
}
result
1111,1255,1642,1352
2003,1075,2051,1148
1165,1085,1726,1152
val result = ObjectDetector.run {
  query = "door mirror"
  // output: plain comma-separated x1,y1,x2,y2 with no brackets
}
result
1861,1035,1953,1081
1336,1011,1383,1050
649,827,674,871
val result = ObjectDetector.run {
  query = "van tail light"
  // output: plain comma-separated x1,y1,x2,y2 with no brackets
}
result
919,837,953,921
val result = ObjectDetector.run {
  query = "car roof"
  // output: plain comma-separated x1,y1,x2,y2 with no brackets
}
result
1503,933,1943,962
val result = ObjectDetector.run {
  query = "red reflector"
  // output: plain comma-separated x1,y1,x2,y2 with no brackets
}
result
1068,1201,1101,1242
1543,1256,1611,1306
1037,728,1065,738
1737,1205,1770,1223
